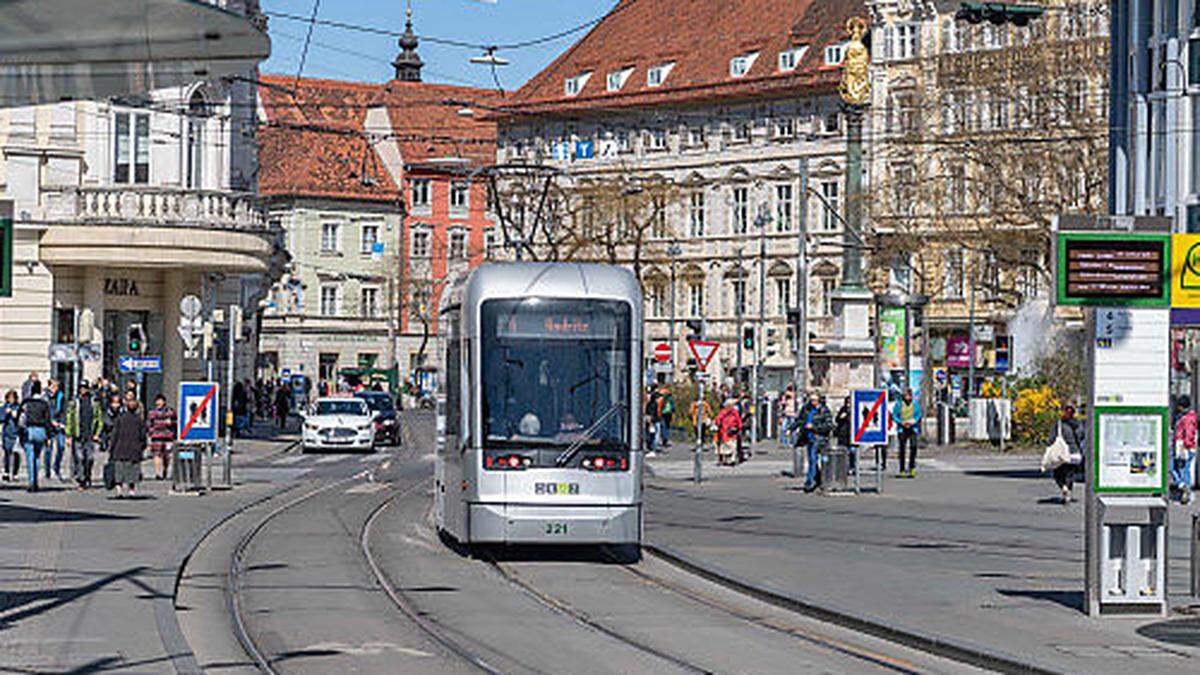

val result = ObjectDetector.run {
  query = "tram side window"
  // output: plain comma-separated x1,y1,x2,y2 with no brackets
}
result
444,309,461,446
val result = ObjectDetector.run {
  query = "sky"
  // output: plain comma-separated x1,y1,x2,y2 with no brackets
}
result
260,0,616,91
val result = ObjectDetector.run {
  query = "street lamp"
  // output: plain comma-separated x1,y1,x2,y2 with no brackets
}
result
667,241,682,381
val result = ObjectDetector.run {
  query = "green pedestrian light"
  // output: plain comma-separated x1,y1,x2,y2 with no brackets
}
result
742,326,754,350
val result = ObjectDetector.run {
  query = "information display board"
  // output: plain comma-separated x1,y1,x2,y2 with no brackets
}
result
1092,308,1170,407
1093,408,1168,493
1056,233,1170,307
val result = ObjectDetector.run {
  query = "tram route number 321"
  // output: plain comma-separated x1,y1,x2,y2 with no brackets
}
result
545,523,569,535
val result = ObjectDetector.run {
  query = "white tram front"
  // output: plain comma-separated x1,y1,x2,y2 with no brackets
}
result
435,263,643,545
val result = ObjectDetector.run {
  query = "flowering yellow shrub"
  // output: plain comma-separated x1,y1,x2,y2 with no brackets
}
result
1012,385,1060,443
980,380,1005,399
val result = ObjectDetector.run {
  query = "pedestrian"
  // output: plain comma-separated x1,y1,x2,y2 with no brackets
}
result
1173,396,1197,505
658,385,675,450
690,395,713,445
274,383,291,431
20,371,38,402
101,393,123,452
109,396,147,498
780,384,798,446
1048,403,1086,503
64,381,103,490
644,386,662,455
232,381,248,437
714,398,743,466
46,378,67,482
147,394,177,481
891,389,923,478
18,381,52,492
797,391,833,492
1,390,20,482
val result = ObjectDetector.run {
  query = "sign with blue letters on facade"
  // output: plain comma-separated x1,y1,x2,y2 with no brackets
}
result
118,355,162,373
851,389,889,445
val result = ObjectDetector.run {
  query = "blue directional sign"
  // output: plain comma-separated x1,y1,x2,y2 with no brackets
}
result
574,139,595,159
118,355,162,373
178,382,219,443
851,389,889,445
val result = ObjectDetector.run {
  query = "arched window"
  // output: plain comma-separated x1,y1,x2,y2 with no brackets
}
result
186,90,208,189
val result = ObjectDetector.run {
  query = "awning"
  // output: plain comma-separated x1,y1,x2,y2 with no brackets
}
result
0,0,270,105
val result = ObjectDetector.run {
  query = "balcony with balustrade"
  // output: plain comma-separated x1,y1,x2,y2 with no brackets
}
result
38,185,283,274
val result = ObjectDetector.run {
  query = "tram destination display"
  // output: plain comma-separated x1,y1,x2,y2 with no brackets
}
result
1056,233,1170,307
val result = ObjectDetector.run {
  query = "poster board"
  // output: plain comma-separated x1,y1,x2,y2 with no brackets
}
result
1093,407,1169,494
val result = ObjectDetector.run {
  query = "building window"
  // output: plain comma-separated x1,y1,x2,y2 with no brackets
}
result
894,23,919,59
775,184,794,231
647,62,675,87
729,52,758,77
485,228,499,258
358,353,378,369
775,278,792,316
731,186,749,234
410,178,431,209
943,249,965,300
689,192,706,237
650,197,669,238
449,229,467,260
649,284,666,318
730,279,747,315
617,130,633,153
113,111,150,184
819,180,840,230
732,121,752,142
821,278,837,316
688,281,705,317
946,164,967,213
607,67,633,92
320,285,341,316
321,222,342,253
319,353,339,382
646,128,668,150
564,71,592,96
824,43,845,65
778,47,807,72
411,228,431,258
823,111,841,134
185,93,207,189
450,181,469,214
360,286,379,318
360,223,379,255
774,117,795,138
687,126,706,147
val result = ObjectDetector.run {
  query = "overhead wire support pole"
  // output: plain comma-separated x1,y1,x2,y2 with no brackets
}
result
791,157,810,478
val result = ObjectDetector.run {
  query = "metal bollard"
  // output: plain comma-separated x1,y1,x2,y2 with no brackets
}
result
172,443,203,492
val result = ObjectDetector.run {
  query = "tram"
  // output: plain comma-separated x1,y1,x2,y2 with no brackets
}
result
434,262,643,545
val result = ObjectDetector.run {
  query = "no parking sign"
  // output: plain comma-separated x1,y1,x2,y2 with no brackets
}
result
851,389,889,445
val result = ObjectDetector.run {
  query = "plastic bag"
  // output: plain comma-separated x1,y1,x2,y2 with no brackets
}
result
1041,431,1070,472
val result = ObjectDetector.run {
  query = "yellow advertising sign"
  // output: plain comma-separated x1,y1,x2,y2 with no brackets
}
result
1173,234,1200,307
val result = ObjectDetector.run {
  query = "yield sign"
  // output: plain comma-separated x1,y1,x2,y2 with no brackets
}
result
687,340,719,372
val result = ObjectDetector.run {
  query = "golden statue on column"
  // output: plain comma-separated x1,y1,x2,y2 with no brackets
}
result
838,17,871,106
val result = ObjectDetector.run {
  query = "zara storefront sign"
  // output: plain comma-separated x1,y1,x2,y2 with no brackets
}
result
104,277,140,297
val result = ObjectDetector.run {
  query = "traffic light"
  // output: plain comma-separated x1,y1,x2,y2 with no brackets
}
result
742,326,754,349
127,323,146,354
955,2,1045,26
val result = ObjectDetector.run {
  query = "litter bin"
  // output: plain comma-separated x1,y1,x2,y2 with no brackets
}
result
173,443,204,492
823,448,851,491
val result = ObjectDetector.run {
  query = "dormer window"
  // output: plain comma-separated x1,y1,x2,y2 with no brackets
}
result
778,46,808,72
824,43,846,65
647,62,675,87
729,52,759,78
607,67,634,92
564,71,592,96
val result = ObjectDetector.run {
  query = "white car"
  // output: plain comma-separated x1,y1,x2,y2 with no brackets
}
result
302,397,376,453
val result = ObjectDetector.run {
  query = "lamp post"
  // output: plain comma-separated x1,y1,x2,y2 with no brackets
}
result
667,241,682,382
753,203,770,444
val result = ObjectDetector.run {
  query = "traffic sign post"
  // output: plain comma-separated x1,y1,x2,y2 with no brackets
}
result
687,340,719,484
179,382,219,491
851,389,889,495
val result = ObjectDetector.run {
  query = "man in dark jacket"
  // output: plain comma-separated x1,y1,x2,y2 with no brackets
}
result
797,391,833,492
19,381,52,492
109,397,147,497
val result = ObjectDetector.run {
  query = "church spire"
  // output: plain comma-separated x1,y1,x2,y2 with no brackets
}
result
392,1,423,82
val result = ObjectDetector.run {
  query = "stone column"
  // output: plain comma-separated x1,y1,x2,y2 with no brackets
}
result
163,269,184,403
82,268,105,384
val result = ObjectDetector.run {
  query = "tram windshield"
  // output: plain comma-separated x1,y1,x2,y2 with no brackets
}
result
482,298,631,448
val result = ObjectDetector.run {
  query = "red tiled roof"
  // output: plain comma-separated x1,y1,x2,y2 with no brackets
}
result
504,0,865,115
257,74,498,201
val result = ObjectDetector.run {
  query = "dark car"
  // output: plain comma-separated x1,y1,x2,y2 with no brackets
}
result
356,391,401,446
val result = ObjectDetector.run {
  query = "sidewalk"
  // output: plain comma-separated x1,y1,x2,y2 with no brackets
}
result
0,432,294,673
643,451,1200,674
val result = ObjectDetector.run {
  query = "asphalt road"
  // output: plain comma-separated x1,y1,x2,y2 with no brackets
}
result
178,412,979,674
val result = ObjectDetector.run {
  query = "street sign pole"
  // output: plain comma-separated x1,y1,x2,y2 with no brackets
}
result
694,375,704,484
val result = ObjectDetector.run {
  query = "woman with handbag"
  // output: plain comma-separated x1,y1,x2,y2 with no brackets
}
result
1047,404,1085,504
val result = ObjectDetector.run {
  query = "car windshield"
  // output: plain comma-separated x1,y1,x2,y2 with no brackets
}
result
358,394,394,412
315,400,367,416
481,298,631,447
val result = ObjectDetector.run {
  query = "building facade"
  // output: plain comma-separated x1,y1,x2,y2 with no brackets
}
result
256,30,497,391
867,0,1108,396
0,2,279,401
494,0,873,396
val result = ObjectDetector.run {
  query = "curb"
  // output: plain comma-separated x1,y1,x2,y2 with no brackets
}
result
643,541,1059,675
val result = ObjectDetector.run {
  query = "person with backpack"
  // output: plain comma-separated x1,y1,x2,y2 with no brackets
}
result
1,390,20,482
65,381,103,490
657,385,675,450
19,380,52,492
797,391,833,492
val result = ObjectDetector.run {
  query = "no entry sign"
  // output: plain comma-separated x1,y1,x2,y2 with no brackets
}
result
653,342,672,363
